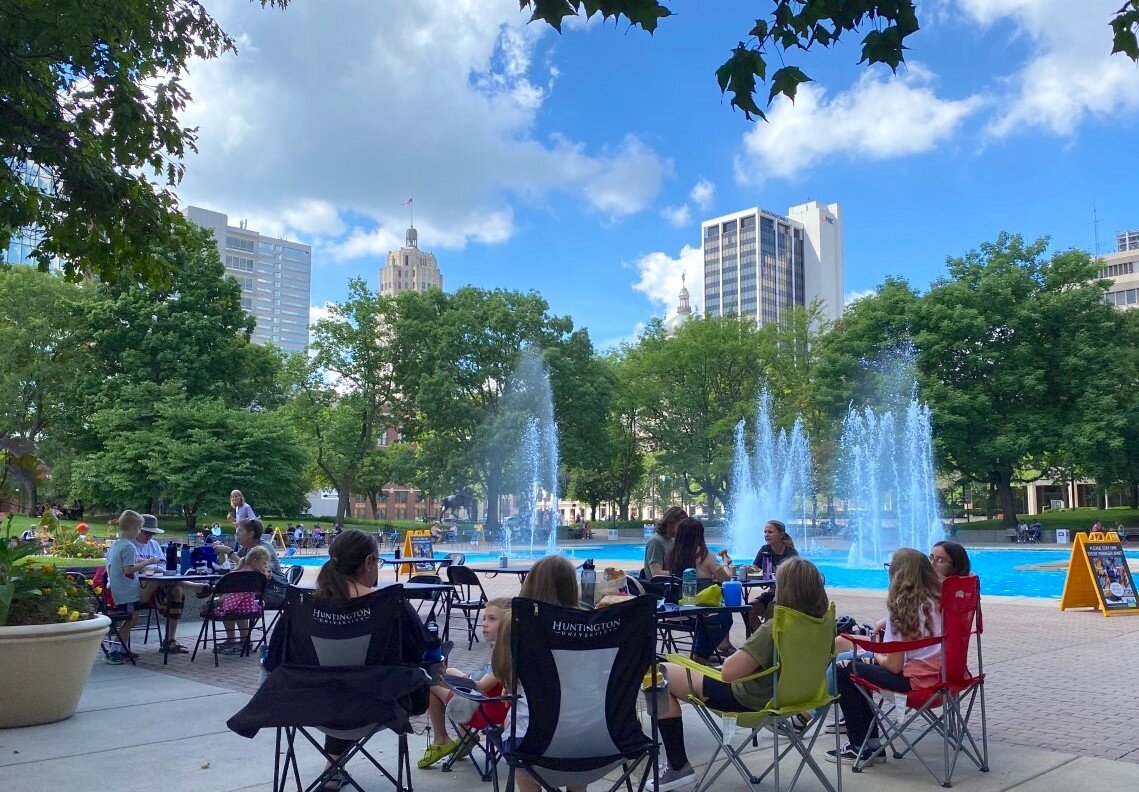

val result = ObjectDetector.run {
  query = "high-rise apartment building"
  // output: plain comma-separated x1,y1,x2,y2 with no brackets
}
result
378,226,442,296
1117,229,1139,253
1102,230,1139,310
3,162,57,270
185,206,311,352
702,201,843,324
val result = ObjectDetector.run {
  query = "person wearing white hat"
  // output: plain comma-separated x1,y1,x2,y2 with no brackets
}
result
134,513,198,654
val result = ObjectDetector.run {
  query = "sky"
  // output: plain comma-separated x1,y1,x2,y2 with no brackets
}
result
177,0,1139,350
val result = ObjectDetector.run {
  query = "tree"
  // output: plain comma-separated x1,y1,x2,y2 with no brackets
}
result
70,389,306,527
391,287,590,530
0,268,89,512
620,316,773,513
914,233,1126,525
0,1,286,285
522,1,1139,120
295,279,397,526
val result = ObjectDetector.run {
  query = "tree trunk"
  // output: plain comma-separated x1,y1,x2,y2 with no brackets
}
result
1130,480,1138,510
335,479,351,528
183,503,199,532
993,467,1019,526
485,470,501,530
28,478,39,518
619,498,630,520
367,491,379,519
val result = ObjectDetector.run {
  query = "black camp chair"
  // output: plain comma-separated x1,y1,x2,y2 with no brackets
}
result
503,595,658,792
227,585,431,792
257,565,305,650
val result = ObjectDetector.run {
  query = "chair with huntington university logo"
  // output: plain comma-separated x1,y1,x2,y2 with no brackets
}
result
502,595,658,792
227,585,431,792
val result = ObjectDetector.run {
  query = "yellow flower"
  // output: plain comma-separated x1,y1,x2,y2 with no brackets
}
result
93,587,103,595
69,586,77,594
42,565,53,574
68,611,80,621
41,588,51,595
58,605,69,616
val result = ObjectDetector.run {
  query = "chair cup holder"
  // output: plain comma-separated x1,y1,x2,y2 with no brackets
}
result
642,683,670,714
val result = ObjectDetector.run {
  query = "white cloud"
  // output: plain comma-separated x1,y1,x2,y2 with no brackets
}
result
631,244,704,321
689,178,714,210
844,289,877,307
661,204,691,227
959,0,1139,137
309,303,336,325
177,1,670,258
734,64,984,181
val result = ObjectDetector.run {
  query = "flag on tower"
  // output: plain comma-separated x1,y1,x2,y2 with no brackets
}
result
403,198,413,207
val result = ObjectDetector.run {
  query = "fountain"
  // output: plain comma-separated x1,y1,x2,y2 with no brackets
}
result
838,390,942,568
497,350,559,559
726,390,814,558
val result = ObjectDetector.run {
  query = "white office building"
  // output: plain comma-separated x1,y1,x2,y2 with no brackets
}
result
185,206,311,352
1102,230,1139,310
378,225,442,296
702,201,843,324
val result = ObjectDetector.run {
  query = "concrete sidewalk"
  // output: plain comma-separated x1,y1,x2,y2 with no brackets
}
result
0,655,1134,792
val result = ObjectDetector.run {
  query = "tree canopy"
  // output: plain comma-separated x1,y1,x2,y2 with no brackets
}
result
0,0,286,285
522,1,1139,120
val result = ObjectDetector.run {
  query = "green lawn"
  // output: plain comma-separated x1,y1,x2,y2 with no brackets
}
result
954,507,1139,532
6,515,432,542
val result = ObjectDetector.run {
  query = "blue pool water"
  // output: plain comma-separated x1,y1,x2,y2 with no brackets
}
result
292,545,1137,599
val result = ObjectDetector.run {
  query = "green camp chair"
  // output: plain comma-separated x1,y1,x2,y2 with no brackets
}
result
667,602,841,792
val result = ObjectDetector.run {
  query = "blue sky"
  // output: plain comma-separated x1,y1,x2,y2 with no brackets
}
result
178,0,1139,349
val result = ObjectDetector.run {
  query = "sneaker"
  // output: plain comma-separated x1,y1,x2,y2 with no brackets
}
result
418,739,461,769
651,763,696,792
103,651,125,665
825,741,885,765
824,718,847,734
220,642,246,656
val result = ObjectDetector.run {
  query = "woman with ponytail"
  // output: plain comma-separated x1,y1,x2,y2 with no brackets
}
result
315,529,381,605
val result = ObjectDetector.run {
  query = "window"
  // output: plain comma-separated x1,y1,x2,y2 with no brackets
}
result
395,491,408,503
241,297,253,310
226,236,255,252
226,254,255,272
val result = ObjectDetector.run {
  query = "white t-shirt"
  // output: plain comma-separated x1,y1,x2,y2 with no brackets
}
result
234,502,256,523
132,538,166,571
884,603,943,663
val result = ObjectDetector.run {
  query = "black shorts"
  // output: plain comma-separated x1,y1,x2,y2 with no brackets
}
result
701,677,746,712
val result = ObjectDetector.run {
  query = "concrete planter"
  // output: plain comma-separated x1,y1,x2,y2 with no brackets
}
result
0,613,110,728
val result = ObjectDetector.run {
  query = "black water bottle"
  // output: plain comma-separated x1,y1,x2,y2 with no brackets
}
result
165,542,179,572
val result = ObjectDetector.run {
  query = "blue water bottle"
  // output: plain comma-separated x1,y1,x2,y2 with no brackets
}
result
681,568,698,604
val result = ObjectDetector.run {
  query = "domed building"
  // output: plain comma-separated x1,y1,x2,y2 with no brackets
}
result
663,272,694,336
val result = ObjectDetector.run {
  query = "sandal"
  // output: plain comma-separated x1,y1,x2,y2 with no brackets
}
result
162,641,189,654
319,770,346,791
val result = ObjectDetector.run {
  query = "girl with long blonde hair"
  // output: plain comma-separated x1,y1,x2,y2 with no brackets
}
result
828,548,943,766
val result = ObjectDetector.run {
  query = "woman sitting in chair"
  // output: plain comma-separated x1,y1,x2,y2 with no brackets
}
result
827,548,943,766
663,517,735,665
651,558,829,792
311,529,385,791
494,554,585,792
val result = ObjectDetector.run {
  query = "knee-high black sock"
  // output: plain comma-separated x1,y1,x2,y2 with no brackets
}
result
657,716,688,770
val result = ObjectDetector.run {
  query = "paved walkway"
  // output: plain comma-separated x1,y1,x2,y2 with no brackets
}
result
4,564,1139,791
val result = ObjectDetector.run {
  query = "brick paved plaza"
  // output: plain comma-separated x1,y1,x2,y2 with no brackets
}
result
4,559,1139,791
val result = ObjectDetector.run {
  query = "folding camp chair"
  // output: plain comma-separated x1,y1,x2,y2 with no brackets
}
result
226,585,431,792
842,573,988,787
190,570,267,666
666,602,841,792
446,565,488,650
440,676,515,791
503,595,658,792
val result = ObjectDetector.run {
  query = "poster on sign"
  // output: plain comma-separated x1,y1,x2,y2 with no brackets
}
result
410,535,435,571
1060,532,1139,616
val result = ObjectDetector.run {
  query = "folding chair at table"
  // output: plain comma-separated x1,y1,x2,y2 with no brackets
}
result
666,602,841,792
446,564,488,650
258,565,305,650
190,570,267,666
226,585,431,792
406,573,445,617
842,573,988,787
503,595,658,792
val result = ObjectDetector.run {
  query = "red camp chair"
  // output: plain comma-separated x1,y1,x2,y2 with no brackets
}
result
842,573,988,787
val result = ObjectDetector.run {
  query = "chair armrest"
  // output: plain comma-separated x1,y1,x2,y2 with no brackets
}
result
841,633,941,654
441,676,520,705
666,653,777,684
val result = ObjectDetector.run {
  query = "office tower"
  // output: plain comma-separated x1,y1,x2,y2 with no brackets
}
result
702,201,843,324
1102,230,1139,310
3,162,57,270
185,206,311,352
378,225,442,296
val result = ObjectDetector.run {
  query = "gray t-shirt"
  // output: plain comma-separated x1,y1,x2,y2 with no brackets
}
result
236,539,283,577
643,534,671,578
107,537,141,605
